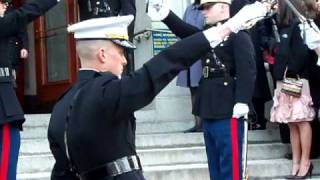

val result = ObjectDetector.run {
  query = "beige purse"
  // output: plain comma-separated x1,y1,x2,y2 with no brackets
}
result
281,67,303,97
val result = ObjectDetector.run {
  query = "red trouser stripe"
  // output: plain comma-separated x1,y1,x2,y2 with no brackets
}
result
0,123,10,180
230,118,240,180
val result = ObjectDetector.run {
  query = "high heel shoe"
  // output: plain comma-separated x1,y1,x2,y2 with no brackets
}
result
286,163,300,179
294,163,313,179
285,172,299,179
286,174,298,179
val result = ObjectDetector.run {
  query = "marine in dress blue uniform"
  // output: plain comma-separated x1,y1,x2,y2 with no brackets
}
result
47,15,217,180
159,0,256,179
0,0,59,179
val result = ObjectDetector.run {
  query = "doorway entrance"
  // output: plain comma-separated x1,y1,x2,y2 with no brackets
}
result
13,0,79,113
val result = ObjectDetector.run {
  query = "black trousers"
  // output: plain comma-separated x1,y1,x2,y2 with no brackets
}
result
104,170,145,180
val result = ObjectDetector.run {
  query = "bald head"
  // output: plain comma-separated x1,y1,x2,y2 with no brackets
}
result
76,40,113,62
75,39,127,76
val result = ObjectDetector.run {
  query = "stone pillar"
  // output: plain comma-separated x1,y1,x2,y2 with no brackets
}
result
134,0,194,127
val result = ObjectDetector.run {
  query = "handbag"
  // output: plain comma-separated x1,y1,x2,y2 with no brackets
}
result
281,67,303,97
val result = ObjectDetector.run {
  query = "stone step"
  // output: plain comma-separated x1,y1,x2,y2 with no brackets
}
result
136,129,281,148
23,114,282,138
248,159,320,178
22,123,281,144
143,159,320,180
18,159,320,180
24,112,193,128
17,172,50,180
17,172,320,180
18,142,290,174
138,143,290,166
18,173,320,180
18,154,54,174
22,121,195,139
20,128,283,156
23,114,195,137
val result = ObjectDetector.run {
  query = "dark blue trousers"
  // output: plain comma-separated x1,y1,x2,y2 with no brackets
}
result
0,123,20,180
202,118,244,180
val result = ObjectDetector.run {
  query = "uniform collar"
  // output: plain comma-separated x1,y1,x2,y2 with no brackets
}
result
77,70,101,81
77,69,118,82
205,18,229,28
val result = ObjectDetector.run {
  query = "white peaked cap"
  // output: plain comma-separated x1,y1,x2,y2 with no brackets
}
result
67,15,136,49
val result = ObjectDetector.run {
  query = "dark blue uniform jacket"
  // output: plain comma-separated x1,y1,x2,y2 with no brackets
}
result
163,11,256,119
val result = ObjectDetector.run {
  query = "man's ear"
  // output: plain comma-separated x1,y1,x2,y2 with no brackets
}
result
97,48,107,63
221,3,228,12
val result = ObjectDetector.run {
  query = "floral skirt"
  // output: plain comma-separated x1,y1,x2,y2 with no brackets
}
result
270,79,315,123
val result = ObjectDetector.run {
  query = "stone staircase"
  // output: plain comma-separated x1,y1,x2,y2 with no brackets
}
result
17,114,320,180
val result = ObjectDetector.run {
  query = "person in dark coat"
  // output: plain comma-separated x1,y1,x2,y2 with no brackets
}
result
249,20,273,130
78,0,136,73
47,3,271,179
0,0,59,178
5,2,29,82
77,0,135,38
308,52,320,159
308,8,320,159
5,3,29,61
177,0,205,133
148,0,273,179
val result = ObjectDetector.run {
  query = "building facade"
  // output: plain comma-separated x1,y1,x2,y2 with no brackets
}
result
15,0,192,115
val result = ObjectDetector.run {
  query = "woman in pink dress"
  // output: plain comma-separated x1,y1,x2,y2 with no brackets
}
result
270,0,317,178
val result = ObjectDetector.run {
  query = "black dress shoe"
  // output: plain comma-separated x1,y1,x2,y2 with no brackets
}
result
249,122,266,130
183,126,202,133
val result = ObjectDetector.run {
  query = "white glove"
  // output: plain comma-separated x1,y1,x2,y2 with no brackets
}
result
232,103,249,119
315,48,320,66
299,20,320,50
147,0,170,21
225,1,268,33
203,26,224,48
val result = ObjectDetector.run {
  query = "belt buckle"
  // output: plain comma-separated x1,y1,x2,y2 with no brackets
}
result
203,66,209,78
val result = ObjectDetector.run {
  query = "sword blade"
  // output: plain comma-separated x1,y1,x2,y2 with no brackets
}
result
242,117,249,180
283,0,306,22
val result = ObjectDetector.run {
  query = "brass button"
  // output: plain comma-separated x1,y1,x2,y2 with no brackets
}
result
206,59,210,63
224,82,228,86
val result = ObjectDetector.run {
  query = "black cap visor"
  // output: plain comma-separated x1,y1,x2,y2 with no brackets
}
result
112,39,136,49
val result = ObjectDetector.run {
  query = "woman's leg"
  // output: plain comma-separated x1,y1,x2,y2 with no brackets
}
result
288,123,301,176
297,121,312,176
